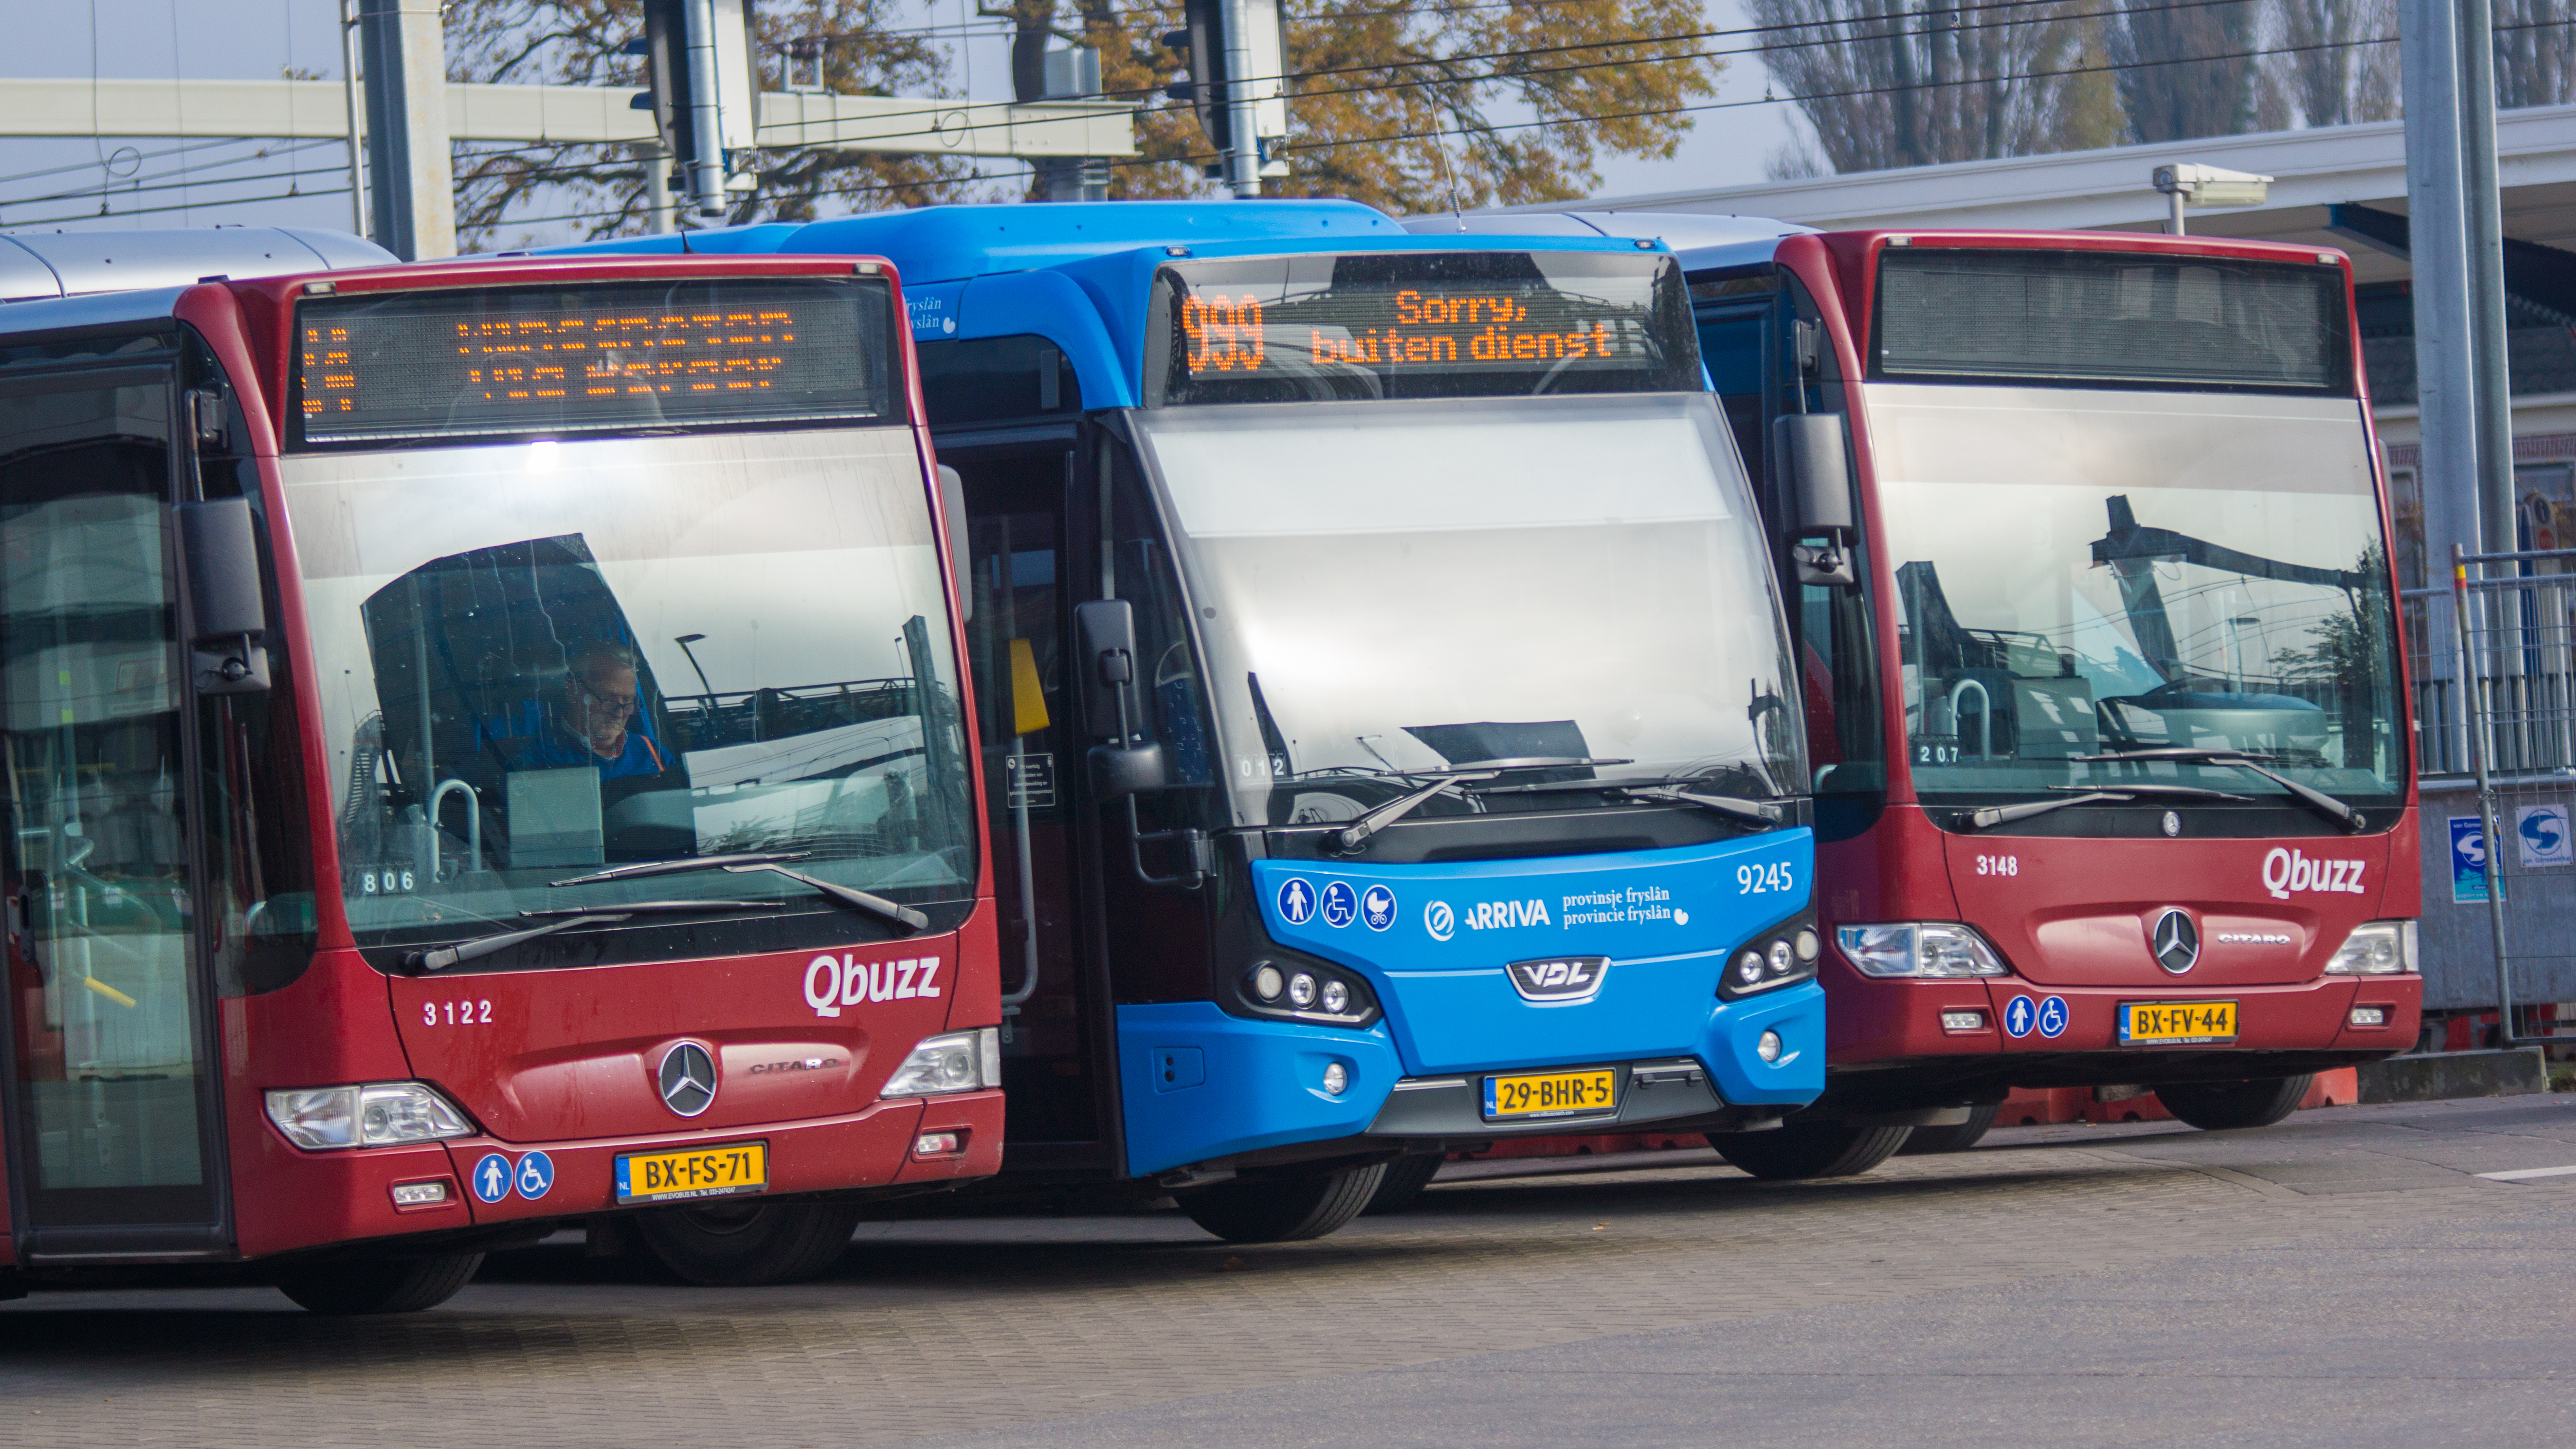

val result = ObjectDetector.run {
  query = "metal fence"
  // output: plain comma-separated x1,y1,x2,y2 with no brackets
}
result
2430,545,2576,1027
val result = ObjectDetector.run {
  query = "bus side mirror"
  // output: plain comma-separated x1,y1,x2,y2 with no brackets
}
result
1076,598,1167,799
1775,414,1857,589
175,498,271,695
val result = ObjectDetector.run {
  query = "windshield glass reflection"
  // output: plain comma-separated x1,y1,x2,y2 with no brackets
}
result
1867,385,2401,807
285,429,972,963
1132,393,1802,828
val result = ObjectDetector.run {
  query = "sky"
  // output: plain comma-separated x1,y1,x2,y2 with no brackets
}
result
0,0,1804,244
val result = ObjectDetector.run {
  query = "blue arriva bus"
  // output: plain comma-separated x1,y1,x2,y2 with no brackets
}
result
562,201,1823,1241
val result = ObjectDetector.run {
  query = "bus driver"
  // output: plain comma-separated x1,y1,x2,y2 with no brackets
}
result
519,640,670,779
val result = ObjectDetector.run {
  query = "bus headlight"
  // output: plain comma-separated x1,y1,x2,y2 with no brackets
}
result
1720,911,1822,999
2324,920,2417,975
1836,923,2012,978
882,1028,1002,1096
265,1082,474,1150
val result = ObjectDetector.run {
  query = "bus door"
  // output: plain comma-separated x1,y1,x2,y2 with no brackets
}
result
949,427,1121,1169
0,365,231,1258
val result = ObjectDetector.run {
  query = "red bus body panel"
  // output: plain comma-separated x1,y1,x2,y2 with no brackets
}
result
0,258,1001,1268
1778,230,2422,1096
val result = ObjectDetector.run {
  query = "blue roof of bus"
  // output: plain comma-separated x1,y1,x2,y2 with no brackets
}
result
546,200,1668,282
543,201,1680,410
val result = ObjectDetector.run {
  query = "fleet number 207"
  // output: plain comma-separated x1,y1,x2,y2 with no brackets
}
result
1738,862,1795,894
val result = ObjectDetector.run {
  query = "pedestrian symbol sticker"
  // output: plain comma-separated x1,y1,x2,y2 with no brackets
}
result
472,1153,512,1204
1276,877,1317,926
2003,996,2036,1038
2036,996,2071,1039
1361,885,1397,931
515,1150,555,1201
1320,881,1357,929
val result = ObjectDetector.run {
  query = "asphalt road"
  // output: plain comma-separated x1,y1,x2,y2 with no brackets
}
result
9,1093,2576,1448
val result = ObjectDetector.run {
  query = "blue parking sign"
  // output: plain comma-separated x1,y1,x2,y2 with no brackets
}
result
2451,816,2490,904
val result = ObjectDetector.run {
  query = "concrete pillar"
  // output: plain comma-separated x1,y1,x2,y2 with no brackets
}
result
358,0,454,260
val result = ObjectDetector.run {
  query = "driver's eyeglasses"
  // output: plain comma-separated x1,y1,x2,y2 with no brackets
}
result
571,676,638,713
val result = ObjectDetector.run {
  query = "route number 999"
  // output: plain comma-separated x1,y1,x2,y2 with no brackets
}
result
1738,862,1794,895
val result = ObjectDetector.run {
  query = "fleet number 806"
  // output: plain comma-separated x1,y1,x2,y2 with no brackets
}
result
1738,862,1795,894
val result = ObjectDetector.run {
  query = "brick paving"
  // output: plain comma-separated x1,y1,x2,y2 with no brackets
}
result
5,1094,2574,1448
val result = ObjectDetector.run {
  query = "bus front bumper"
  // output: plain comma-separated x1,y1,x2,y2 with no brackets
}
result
1116,986,1822,1177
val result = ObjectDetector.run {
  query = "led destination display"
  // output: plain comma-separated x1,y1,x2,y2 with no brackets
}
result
294,277,896,444
1148,251,1698,406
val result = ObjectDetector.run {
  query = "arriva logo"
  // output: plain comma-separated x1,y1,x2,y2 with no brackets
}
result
2260,847,2368,901
1461,899,1551,930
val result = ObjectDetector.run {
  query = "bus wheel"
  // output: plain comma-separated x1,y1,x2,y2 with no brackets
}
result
1897,1104,2001,1155
1361,1153,1446,1215
1710,1121,1912,1180
634,1201,862,1286
275,1251,483,1315
2155,1075,2312,1131
1179,1163,1387,1243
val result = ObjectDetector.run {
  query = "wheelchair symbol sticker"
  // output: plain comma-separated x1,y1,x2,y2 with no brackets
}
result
515,1150,555,1200
1320,881,1358,929
2035,996,2070,1039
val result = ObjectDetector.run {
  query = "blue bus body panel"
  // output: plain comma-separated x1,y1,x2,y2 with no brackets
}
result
1253,833,1811,1074
1116,833,1822,1177
1118,1005,1402,1177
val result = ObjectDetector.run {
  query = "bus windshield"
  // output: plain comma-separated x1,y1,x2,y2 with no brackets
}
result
285,427,975,966
1867,384,2402,810
1131,392,1802,828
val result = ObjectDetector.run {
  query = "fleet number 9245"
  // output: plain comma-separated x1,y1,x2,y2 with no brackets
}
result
1738,861,1795,895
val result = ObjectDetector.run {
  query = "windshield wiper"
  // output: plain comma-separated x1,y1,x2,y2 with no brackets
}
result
553,852,929,933
1963,783,2253,832
1329,770,1499,852
1325,760,1642,853
1473,771,1787,829
550,851,812,886
1619,786,1786,828
2073,747,2368,833
401,899,776,971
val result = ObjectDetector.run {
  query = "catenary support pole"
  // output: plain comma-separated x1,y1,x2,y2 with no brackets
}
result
1218,0,1260,197
356,0,454,259
338,0,367,237
2460,0,2516,562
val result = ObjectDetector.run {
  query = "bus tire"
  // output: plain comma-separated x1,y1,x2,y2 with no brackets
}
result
2155,1075,2312,1131
634,1201,862,1286
1361,1153,1446,1215
1179,1163,1387,1243
1710,1121,1912,1180
1897,1104,2001,1155
276,1251,483,1315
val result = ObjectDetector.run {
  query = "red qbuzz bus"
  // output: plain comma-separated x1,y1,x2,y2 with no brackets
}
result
0,233,998,1311
1460,213,2422,1172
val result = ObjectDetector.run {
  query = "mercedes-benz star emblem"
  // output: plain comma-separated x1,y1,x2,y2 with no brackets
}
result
2161,810,2182,838
657,1041,718,1117
2150,908,2201,975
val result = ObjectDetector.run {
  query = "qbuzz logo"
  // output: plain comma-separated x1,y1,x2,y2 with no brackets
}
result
2260,847,2367,901
1424,901,1457,942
